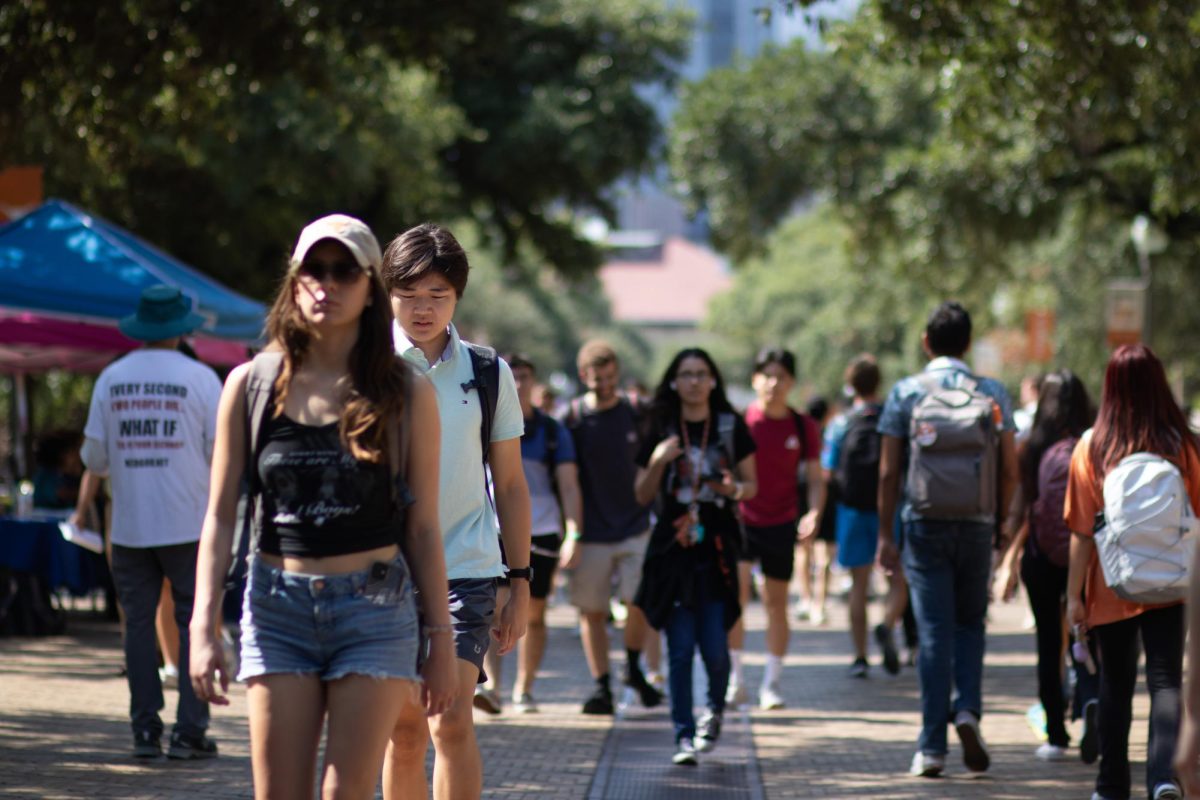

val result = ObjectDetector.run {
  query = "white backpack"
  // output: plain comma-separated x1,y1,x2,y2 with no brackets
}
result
1094,451,1198,604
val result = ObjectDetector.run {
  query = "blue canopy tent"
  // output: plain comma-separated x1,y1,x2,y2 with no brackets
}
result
0,199,265,343
0,199,267,477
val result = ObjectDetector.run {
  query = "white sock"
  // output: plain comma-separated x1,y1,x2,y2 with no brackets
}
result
730,650,745,685
763,654,783,688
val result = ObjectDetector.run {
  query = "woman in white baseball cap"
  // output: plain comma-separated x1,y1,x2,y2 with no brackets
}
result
189,214,455,798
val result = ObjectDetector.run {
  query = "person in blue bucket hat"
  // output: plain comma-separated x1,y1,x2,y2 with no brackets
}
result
71,283,224,760
117,285,206,342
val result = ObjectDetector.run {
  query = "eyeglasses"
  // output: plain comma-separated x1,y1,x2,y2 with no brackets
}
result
676,371,712,383
299,259,365,284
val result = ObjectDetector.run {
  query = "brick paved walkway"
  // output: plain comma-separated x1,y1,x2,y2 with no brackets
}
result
0,589,1155,798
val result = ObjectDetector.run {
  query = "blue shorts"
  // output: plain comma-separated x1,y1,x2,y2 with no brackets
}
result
239,553,421,683
446,578,497,684
835,504,880,569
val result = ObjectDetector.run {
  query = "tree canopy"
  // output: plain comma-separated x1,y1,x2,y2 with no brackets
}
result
2,0,690,297
670,1,1200,395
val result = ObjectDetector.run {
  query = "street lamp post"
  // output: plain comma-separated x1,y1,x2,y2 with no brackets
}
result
1129,214,1168,346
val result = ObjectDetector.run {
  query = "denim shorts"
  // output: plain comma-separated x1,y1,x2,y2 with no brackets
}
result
239,553,421,683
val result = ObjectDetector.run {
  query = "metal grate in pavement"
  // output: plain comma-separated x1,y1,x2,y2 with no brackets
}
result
587,702,764,800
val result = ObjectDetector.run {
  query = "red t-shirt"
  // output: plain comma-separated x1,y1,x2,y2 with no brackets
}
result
740,403,820,527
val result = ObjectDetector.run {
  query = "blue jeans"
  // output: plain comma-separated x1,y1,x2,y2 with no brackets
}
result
110,542,209,740
665,599,729,742
901,519,993,755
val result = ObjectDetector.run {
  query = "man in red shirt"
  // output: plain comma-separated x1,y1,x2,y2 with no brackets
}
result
727,348,821,710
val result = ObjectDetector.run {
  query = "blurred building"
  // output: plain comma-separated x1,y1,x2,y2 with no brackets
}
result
600,1,856,347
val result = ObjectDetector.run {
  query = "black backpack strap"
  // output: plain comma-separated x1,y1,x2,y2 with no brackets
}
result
464,343,500,466
226,351,283,590
790,409,809,460
535,409,563,510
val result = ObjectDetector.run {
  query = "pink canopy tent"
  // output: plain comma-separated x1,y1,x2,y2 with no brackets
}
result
0,311,249,372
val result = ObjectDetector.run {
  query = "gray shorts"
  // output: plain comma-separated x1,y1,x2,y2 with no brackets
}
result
447,578,497,684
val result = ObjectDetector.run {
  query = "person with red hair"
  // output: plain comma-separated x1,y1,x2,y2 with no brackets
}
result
1066,344,1197,800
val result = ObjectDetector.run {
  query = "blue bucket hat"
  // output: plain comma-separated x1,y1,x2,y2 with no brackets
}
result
118,285,206,341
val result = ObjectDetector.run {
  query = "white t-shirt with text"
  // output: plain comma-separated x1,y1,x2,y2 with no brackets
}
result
83,349,222,548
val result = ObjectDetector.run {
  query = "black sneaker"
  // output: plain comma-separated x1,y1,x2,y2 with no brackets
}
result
697,711,722,752
875,623,900,675
582,685,614,715
1080,699,1099,765
626,670,664,709
167,732,218,760
848,657,869,679
133,730,161,759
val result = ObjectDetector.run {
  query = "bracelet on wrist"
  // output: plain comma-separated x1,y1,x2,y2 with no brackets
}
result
566,529,582,542
424,623,455,636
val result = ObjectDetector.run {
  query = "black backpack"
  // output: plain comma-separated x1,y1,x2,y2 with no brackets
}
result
834,403,883,512
463,343,501,468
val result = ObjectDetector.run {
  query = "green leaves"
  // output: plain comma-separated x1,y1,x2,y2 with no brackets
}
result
2,0,689,296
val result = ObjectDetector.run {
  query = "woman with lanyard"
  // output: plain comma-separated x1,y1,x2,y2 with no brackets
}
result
633,348,757,766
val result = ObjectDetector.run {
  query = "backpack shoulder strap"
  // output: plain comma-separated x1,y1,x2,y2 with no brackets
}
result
789,408,809,458
465,343,500,465
245,352,284,477
227,351,282,589
718,411,737,465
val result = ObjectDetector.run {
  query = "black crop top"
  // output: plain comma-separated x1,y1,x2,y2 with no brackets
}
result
256,413,409,557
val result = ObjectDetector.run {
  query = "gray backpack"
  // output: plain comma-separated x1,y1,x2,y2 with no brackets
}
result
905,372,1000,520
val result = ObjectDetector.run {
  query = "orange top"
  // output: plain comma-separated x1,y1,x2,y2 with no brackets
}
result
1063,434,1200,628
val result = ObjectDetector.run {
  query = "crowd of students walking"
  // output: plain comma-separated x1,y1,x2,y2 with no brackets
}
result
70,212,1200,799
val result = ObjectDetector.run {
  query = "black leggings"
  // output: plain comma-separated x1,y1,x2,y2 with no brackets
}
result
1021,551,1098,747
1093,603,1184,800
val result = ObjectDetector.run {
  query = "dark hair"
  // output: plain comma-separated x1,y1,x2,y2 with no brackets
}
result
1020,370,1093,501
265,239,410,463
844,353,880,397
1089,344,1197,477
35,430,82,470
753,347,796,379
505,352,536,374
925,301,972,357
380,223,470,298
650,348,734,428
806,396,830,424
577,339,619,371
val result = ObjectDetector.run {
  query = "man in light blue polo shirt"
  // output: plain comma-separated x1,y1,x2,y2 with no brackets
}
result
877,301,1018,780
380,223,531,800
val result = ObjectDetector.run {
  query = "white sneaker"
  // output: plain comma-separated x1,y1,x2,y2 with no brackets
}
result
909,751,944,777
1034,742,1068,761
810,606,827,626
1153,783,1183,800
672,738,698,766
512,692,539,714
472,686,502,715
954,710,990,773
158,664,179,689
725,682,749,709
758,683,785,710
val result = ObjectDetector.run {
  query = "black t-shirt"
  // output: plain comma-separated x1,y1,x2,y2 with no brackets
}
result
566,397,651,543
636,412,756,550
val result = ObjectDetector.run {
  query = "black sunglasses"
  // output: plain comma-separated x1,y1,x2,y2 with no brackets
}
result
299,259,365,284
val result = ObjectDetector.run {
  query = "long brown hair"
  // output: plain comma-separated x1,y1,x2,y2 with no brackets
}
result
264,249,409,463
1089,344,1196,477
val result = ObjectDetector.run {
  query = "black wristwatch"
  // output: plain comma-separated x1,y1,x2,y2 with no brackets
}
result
507,567,532,581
